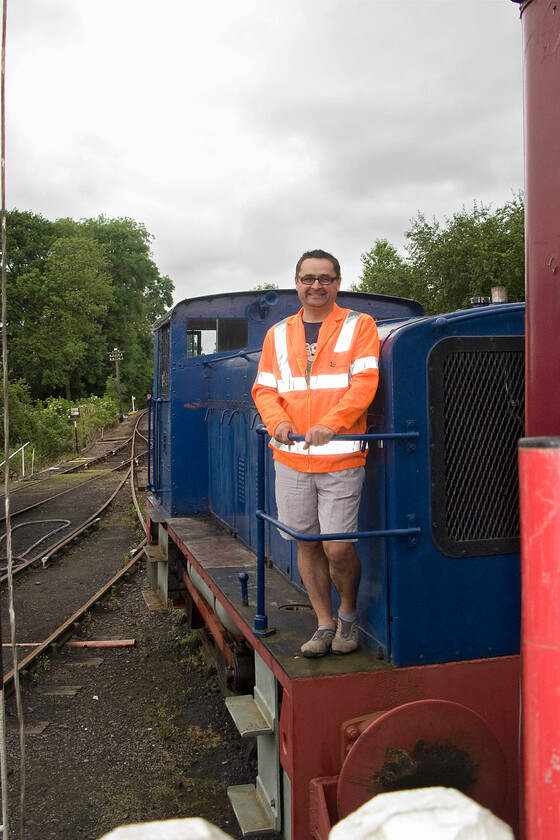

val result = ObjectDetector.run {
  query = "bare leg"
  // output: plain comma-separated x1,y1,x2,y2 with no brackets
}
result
297,540,335,628
322,541,361,614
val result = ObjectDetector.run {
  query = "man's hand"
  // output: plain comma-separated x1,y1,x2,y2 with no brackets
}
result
303,424,334,449
274,421,297,446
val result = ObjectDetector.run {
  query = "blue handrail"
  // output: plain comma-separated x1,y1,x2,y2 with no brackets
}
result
147,395,152,489
253,424,421,637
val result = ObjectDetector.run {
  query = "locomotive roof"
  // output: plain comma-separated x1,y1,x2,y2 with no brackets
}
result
152,288,424,331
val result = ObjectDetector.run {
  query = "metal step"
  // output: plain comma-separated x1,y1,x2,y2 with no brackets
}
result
225,695,274,738
227,784,276,835
143,544,167,563
146,505,167,523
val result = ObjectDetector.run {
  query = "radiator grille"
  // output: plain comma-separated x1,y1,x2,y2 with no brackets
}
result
430,337,525,556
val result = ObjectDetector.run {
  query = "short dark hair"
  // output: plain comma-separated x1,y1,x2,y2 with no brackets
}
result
295,249,340,279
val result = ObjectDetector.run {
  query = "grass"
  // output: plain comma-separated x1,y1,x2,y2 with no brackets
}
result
31,654,51,677
154,702,181,741
186,724,225,749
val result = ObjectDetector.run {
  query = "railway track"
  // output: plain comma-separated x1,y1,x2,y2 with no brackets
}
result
1,410,259,840
0,411,149,691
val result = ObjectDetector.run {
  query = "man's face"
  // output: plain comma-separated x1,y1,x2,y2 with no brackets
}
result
295,257,341,313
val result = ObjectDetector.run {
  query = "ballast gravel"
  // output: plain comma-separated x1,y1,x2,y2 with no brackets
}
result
4,561,260,840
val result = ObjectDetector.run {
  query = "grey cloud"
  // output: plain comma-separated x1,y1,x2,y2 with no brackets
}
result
6,0,525,307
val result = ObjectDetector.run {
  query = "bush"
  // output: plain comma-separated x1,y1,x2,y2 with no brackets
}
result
0,386,120,465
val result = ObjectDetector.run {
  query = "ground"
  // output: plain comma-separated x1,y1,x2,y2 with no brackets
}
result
4,560,259,840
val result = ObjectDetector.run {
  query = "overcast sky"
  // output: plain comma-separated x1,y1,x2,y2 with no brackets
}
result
8,0,524,303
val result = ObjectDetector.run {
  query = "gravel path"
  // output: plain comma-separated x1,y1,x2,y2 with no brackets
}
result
3,548,259,840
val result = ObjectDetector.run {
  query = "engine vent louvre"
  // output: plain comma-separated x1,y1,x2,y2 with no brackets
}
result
429,336,525,557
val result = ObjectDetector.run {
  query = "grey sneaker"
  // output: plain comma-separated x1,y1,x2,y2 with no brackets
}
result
331,617,359,654
301,627,335,658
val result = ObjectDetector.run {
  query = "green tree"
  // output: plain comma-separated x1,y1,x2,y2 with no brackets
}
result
80,216,174,399
3,210,174,404
405,195,525,314
8,234,113,400
353,195,525,315
4,209,56,278
351,239,415,300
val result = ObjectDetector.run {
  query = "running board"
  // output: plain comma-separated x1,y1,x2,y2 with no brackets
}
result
225,695,274,738
227,783,277,835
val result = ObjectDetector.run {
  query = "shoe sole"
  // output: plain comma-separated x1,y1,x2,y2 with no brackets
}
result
302,649,330,658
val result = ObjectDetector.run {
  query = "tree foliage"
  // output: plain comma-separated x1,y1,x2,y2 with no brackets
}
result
79,216,174,400
0,383,120,461
9,234,113,399
350,239,415,300
353,195,525,315
3,211,174,403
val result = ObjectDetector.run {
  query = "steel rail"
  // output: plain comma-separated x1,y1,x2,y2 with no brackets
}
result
2,540,146,696
0,446,146,527
0,469,130,582
0,416,147,577
2,412,150,694
0,409,148,500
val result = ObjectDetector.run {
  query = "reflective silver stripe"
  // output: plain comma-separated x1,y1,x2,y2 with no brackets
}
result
334,311,360,353
278,377,307,392
271,439,308,455
309,373,350,389
255,371,277,388
277,373,349,392
274,317,308,392
271,438,362,455
350,356,379,375
274,319,291,382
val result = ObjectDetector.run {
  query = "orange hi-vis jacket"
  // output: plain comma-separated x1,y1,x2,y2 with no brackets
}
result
252,302,380,473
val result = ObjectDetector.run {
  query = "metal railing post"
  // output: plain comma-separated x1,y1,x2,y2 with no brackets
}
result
252,427,421,638
253,425,272,636
147,395,152,489
154,398,161,493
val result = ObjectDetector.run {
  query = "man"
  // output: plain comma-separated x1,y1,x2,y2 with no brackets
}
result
252,249,380,657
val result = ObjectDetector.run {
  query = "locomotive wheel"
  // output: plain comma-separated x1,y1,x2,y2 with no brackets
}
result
226,648,254,694
214,644,254,696
337,699,508,822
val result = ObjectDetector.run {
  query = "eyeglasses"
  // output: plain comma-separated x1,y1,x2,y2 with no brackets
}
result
297,274,339,286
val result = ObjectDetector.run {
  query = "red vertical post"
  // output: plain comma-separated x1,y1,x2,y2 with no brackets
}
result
519,439,560,840
518,2,560,834
519,0,560,436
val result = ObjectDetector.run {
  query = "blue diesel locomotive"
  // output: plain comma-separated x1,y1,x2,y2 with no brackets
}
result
146,288,524,839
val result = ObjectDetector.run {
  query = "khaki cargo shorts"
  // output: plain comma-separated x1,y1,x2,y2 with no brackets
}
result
274,461,365,542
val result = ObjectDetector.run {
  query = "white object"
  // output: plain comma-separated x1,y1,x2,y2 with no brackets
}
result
98,818,235,840
329,787,514,840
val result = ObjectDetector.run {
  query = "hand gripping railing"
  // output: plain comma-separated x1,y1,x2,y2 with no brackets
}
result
253,424,421,637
